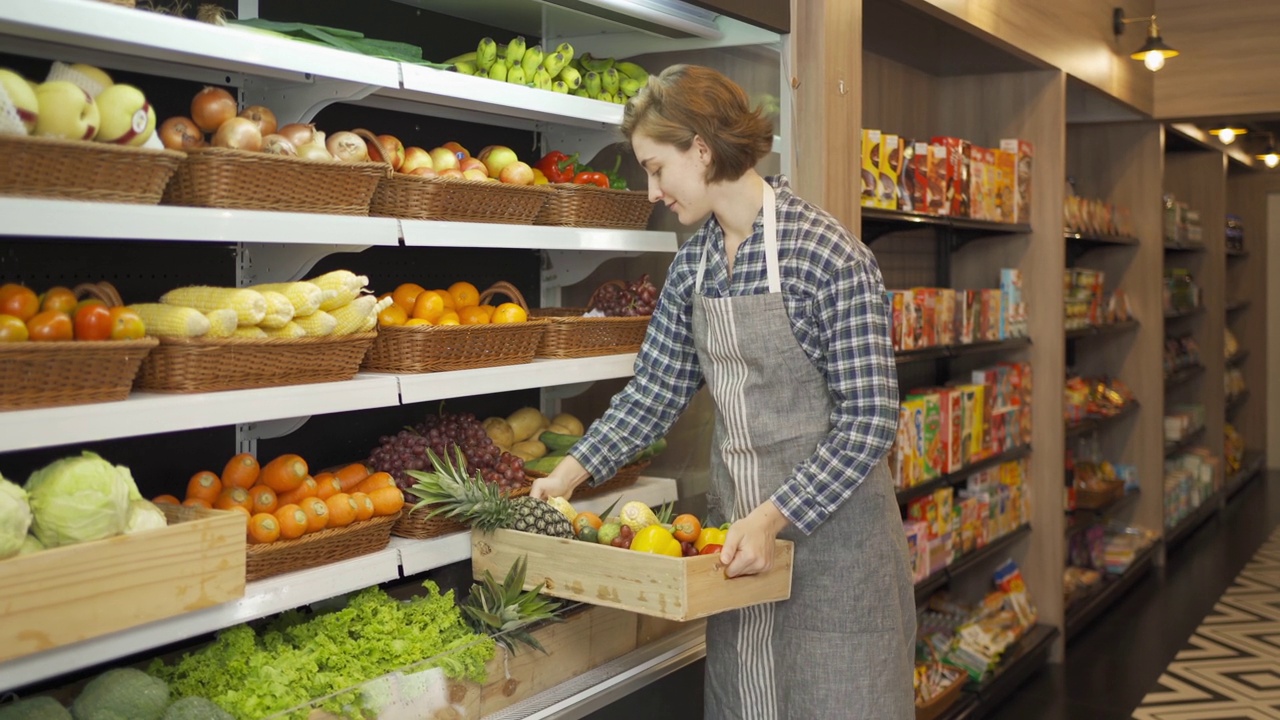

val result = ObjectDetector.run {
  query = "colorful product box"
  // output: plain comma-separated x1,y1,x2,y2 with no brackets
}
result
881,134,902,210
907,495,938,538
894,399,924,489
926,143,949,216
959,290,980,345
909,141,930,213
903,520,930,582
1000,269,1027,338
969,145,988,220
909,392,945,480
937,288,956,346
895,139,916,212
932,136,971,218
914,288,937,348
887,290,904,351
933,487,954,538
943,388,964,474
958,383,984,467
995,149,1016,223
999,138,1034,224
980,148,997,221
861,129,882,208
901,289,918,350
981,289,1003,341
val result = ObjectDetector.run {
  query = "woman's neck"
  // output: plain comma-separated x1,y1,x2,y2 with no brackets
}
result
710,171,766,240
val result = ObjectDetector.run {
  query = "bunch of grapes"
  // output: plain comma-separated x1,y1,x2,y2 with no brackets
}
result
367,411,527,494
591,275,658,317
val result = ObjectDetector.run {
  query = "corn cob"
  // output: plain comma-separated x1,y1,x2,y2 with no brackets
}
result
203,309,239,338
307,270,369,312
258,291,295,329
160,286,267,327
232,326,268,339
358,296,395,333
127,303,211,338
262,321,306,339
329,295,384,335
294,311,338,337
249,281,325,317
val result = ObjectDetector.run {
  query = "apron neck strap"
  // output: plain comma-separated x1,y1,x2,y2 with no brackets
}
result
696,178,782,294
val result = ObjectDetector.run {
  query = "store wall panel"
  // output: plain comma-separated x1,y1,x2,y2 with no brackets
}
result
1225,172,1276,463
1154,0,1280,119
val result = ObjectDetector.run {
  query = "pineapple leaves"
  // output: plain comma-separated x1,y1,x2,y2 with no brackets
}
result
462,555,564,655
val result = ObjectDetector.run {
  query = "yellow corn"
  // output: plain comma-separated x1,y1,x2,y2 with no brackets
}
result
294,311,337,337
258,291,295,329
262,321,306,339
359,296,395,333
330,294,380,335
203,309,239,338
127,303,210,338
160,286,267,327
308,270,369,311
249,282,325,317
232,326,268,339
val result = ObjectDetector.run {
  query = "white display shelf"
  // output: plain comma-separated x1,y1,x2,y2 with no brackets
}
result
393,354,638,404
400,220,675,253
0,199,403,246
392,475,679,576
0,546,404,694
0,375,402,454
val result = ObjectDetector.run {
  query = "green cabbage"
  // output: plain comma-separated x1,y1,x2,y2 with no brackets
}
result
0,696,72,720
18,534,43,555
25,452,133,548
125,499,168,535
71,668,170,720
0,475,32,559
159,697,232,720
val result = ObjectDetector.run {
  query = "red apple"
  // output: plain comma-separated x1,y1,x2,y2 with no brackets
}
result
370,134,405,171
437,168,464,181
442,140,470,159
499,160,535,185
408,166,438,179
462,167,489,182
429,146,460,172
401,146,433,174
479,145,519,178
459,157,486,174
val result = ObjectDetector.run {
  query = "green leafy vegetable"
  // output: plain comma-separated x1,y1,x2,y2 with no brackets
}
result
71,667,170,720
0,474,32,559
0,696,71,720
25,452,134,548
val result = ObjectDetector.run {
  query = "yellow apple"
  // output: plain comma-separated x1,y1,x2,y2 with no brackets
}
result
0,68,38,134
35,81,99,140
479,145,518,178
428,146,460,172
94,83,155,145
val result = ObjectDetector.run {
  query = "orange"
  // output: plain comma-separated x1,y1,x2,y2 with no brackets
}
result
351,492,375,522
334,463,370,492
152,494,181,505
0,314,28,342
457,306,490,325
275,504,308,539
214,486,253,513
185,471,222,503
300,496,330,533
355,471,396,494
368,486,406,516
277,476,318,506
259,453,309,492
405,318,431,326
325,493,358,527
448,281,480,308
378,303,408,327
433,289,456,310
491,302,527,324
249,485,278,515
39,287,77,315
316,475,343,500
0,284,39,322
248,513,280,544
222,453,260,489
411,290,445,321
182,497,211,509
392,283,427,314
436,310,460,326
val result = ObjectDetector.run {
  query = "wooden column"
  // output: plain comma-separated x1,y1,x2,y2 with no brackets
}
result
1224,172,1275,465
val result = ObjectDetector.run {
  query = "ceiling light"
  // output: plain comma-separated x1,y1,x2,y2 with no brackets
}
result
1114,8,1179,72
1209,127,1248,145
1256,135,1280,169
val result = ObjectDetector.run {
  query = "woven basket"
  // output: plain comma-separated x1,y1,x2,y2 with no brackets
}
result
0,135,183,204
1074,480,1125,510
534,183,655,229
0,338,158,410
531,280,653,358
163,147,390,214
392,505,469,539
525,459,649,499
370,174,552,224
915,672,966,720
245,512,399,581
135,332,377,393
362,282,547,373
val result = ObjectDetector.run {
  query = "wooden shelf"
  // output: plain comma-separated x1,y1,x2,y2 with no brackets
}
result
1165,425,1206,458
1065,402,1141,438
1064,542,1158,641
1166,488,1222,550
1226,299,1251,313
896,337,1032,365
860,207,1031,243
1226,451,1266,498
1064,231,1140,247
1065,320,1140,340
914,525,1032,604
896,446,1033,506
1164,242,1207,253
1164,306,1206,321
1164,363,1206,389
1227,248,1248,258
1066,490,1140,533
930,624,1059,720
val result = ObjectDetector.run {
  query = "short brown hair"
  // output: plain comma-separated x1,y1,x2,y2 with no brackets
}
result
621,64,773,183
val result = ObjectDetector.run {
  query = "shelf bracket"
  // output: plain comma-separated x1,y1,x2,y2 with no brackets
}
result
541,249,643,299
236,243,371,287
236,417,312,455
242,77,383,125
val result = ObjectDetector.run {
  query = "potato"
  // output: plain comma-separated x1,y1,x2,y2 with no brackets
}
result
512,439,547,460
551,412,585,436
506,407,546,442
482,417,515,450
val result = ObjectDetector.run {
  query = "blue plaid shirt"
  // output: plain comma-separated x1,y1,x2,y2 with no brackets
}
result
572,176,899,535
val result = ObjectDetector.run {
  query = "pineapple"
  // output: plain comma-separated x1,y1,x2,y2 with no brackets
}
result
406,447,574,539
463,556,563,654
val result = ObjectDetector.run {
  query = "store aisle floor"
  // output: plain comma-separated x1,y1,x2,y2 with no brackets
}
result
986,471,1280,720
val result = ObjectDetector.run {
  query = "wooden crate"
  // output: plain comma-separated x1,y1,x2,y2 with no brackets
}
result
0,505,246,663
472,529,794,621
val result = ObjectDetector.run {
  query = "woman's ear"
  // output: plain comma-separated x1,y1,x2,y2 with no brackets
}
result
692,134,712,166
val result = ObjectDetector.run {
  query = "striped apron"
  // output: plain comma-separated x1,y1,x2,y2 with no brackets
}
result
693,182,916,719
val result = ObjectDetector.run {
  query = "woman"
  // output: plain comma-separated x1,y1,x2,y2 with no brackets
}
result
531,64,915,719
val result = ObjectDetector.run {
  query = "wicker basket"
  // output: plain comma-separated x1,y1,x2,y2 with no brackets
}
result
245,512,399,581
531,279,653,358
525,459,649,500
0,338,159,410
0,135,183,204
362,282,547,373
915,673,967,720
392,505,469,540
370,174,552,224
1074,480,1126,510
163,147,390,215
135,332,377,393
534,183,655,229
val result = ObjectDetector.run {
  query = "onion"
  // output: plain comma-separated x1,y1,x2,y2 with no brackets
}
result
297,131,332,161
158,116,205,150
191,86,237,133
277,122,316,148
212,116,263,152
238,105,278,136
261,134,297,156
326,131,368,163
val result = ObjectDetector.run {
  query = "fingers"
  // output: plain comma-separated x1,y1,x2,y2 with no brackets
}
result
530,479,549,500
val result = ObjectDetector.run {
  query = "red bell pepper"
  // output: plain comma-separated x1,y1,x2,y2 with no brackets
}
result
535,151,577,184
573,170,610,188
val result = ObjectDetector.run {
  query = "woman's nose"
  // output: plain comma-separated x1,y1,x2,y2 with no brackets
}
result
647,183,662,203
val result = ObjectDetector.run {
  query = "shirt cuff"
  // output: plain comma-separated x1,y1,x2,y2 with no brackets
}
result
770,479,831,536
567,434,618,488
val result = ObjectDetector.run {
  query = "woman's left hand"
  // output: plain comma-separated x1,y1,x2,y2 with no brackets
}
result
720,501,790,578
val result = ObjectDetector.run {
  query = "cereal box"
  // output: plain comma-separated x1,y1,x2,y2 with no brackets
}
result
969,145,987,220
881,134,901,210
959,290,979,345
901,289,918,350
937,288,956,346
861,129,882,208
981,147,997,221
886,290,903,351
914,288,937,348
995,149,1016,223
907,495,938,537
958,383,983,468
932,136,971,218
903,521,930,581
926,143,949,216
981,289,1003,341
1000,269,1027,338
908,392,945,480
942,388,964,474
894,400,924,489
999,138,1033,224
933,487,954,538
907,141,929,213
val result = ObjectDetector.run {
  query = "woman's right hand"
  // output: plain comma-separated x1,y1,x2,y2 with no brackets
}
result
530,455,591,500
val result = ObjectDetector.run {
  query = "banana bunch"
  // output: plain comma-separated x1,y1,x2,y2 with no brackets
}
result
445,39,649,104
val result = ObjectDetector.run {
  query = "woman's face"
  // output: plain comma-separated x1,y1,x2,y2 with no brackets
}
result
632,131,711,225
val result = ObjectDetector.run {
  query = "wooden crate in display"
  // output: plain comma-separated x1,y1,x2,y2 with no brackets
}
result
0,505,246,663
472,529,794,622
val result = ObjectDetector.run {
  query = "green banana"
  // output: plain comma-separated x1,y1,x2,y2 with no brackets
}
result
533,67,553,91
583,70,602,97
445,51,477,65
507,65,526,85
487,61,508,82
454,60,477,76
557,65,582,90
542,51,569,78
597,91,615,104
552,80,569,94
579,52,614,73
476,37,498,71
574,88,591,98
520,44,544,77
613,60,649,83
567,56,583,74
601,67,620,95
554,42,575,63
619,77,642,97
505,36,526,67
615,93,627,104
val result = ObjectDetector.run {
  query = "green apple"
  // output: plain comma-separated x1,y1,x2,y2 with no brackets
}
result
0,68,38,134
479,145,518,178
94,83,155,145
35,81,99,141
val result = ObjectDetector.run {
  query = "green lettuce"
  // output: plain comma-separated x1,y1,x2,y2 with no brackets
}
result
25,452,133,548
0,475,32,559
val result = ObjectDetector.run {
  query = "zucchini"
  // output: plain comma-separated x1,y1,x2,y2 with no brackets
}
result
523,455,565,475
539,431,582,453
630,437,668,463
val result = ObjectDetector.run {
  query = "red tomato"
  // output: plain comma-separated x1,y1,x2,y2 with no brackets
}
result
0,284,40,322
40,287,78,315
26,310,72,341
0,314,28,342
109,307,146,340
73,303,113,340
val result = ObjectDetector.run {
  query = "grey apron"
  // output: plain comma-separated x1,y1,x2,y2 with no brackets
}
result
693,182,916,720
